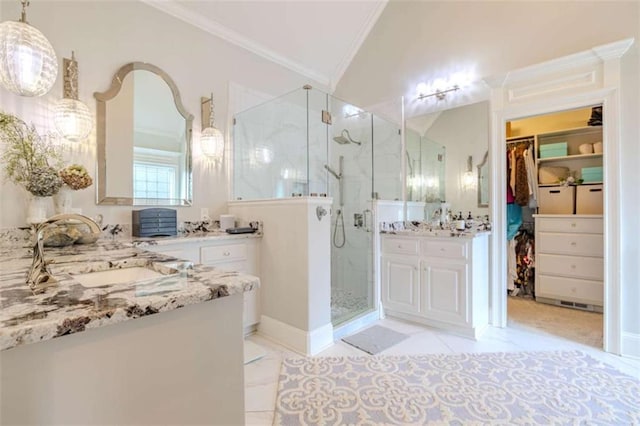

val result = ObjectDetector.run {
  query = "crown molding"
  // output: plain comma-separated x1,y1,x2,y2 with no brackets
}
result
140,0,330,86
329,0,388,92
592,38,634,61
487,38,635,89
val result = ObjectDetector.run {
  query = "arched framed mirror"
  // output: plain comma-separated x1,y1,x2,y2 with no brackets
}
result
95,62,193,206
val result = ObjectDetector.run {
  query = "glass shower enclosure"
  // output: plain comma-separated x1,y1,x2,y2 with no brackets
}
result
233,86,400,326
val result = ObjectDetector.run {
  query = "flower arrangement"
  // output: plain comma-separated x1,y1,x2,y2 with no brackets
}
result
59,164,93,190
26,166,63,196
0,112,63,197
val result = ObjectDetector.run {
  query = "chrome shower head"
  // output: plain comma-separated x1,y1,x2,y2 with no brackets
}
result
333,129,361,146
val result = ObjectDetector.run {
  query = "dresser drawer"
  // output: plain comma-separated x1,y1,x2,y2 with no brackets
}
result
382,237,419,255
421,240,467,260
201,243,247,264
536,217,602,234
537,232,603,257
537,254,603,280
537,275,603,305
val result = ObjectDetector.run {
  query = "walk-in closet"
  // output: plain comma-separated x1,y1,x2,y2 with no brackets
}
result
505,106,604,348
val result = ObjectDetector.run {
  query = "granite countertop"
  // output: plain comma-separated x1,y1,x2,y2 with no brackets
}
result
381,229,491,239
131,229,262,247
0,239,260,352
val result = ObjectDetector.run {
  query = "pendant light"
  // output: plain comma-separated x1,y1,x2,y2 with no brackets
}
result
0,0,58,97
200,93,224,160
53,51,92,142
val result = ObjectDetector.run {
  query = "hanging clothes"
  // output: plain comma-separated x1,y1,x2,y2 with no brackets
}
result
524,145,538,207
507,150,515,203
509,148,517,196
507,239,518,291
513,230,535,297
507,203,522,240
514,145,530,206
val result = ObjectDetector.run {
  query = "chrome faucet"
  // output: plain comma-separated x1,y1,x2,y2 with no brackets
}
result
26,214,101,295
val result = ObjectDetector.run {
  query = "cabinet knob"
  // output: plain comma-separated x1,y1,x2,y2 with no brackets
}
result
440,248,445,252
397,245,402,249
570,242,577,246
223,251,230,256
571,264,576,269
571,223,577,228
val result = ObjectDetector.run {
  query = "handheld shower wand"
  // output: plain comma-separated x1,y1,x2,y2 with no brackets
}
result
325,156,346,248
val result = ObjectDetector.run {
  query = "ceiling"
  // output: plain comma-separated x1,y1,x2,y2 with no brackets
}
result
141,1,638,123
335,1,640,121
140,0,388,91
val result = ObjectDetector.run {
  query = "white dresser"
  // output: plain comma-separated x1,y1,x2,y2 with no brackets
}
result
380,233,489,339
534,215,603,310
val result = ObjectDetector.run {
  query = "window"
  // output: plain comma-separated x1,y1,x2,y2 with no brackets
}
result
133,146,183,201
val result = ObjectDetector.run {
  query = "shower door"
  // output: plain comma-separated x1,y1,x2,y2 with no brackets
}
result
327,97,375,326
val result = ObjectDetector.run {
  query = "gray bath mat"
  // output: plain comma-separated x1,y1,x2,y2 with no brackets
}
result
342,325,409,354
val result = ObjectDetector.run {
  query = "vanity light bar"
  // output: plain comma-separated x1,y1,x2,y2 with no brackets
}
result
417,85,460,101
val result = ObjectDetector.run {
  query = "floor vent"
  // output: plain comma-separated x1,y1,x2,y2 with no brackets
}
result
559,300,595,312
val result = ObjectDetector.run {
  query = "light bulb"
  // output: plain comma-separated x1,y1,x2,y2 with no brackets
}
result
53,98,93,142
0,21,57,97
201,126,224,159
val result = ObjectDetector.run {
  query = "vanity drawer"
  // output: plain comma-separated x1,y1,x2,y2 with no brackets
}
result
201,243,247,264
537,253,603,280
537,232,603,257
537,275,603,305
382,237,419,255
536,217,602,234
421,240,468,260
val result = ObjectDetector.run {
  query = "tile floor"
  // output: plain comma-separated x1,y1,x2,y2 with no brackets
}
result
244,314,640,425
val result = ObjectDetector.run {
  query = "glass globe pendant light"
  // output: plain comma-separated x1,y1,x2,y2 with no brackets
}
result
53,51,92,142
200,93,224,160
0,0,58,97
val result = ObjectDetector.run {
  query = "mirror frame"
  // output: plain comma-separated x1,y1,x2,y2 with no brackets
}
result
94,62,194,206
477,150,489,207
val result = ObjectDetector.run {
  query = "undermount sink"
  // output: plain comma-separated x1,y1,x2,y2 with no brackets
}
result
51,258,193,293
71,266,166,288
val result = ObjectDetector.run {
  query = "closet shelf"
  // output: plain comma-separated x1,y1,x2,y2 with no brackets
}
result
538,182,603,187
537,153,602,163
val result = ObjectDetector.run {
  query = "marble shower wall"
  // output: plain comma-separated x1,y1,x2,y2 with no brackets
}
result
233,88,329,200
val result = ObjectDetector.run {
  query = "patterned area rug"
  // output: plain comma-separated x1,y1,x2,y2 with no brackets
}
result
274,350,640,425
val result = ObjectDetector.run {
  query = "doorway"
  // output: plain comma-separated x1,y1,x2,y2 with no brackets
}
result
489,89,621,355
503,107,605,348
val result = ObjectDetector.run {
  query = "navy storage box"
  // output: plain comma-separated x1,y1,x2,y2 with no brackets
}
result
132,208,177,237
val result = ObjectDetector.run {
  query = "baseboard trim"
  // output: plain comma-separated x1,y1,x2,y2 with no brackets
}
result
621,332,640,359
384,309,487,340
332,309,380,340
308,322,334,355
257,315,334,356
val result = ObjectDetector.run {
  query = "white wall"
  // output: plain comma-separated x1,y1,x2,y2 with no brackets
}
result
0,1,322,228
228,198,333,355
620,46,640,340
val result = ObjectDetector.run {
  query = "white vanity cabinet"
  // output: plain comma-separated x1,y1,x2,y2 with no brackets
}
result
381,233,489,339
142,237,261,333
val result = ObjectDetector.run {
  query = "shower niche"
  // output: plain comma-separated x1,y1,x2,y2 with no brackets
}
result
233,86,401,327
